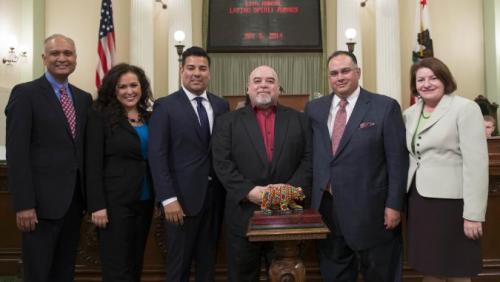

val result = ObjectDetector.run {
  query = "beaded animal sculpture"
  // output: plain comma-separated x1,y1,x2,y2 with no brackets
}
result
260,184,305,215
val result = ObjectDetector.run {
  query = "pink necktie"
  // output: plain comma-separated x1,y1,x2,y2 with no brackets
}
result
59,87,76,139
331,98,348,155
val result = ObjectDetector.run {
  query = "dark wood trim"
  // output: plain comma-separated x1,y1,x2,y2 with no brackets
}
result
1,137,500,280
223,94,310,112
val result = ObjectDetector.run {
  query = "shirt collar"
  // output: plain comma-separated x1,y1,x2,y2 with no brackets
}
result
253,105,277,115
45,71,69,93
182,86,208,102
333,86,360,107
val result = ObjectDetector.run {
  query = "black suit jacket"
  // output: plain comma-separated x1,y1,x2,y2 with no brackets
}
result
5,75,92,219
212,105,312,236
305,89,408,250
148,90,229,216
85,108,152,212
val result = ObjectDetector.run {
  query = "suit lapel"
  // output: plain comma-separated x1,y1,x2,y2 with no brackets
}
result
418,94,453,134
405,99,423,151
69,85,87,141
117,118,142,155
205,93,222,151
334,90,370,158
39,76,75,141
241,106,268,165
118,118,138,136
176,90,204,143
271,105,289,172
318,95,334,155
207,92,222,128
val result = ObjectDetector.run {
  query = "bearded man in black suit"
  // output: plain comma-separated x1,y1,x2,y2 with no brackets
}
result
212,65,312,282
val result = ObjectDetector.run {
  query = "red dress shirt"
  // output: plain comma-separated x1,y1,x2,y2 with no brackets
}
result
254,106,276,162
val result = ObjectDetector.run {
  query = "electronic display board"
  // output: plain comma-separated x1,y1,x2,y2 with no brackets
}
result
208,0,322,52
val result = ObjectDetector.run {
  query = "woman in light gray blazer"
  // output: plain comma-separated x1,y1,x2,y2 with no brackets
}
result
403,57,488,282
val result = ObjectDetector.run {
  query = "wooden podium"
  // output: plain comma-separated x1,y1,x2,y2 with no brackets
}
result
246,209,329,282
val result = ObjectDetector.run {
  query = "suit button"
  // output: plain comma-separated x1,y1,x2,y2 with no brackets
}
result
416,143,420,146
416,151,420,154
418,157,421,160
418,136,422,139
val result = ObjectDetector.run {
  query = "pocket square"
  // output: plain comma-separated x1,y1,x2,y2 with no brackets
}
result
359,121,375,128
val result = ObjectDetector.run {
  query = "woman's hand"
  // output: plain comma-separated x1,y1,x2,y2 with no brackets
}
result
92,209,109,228
464,219,483,240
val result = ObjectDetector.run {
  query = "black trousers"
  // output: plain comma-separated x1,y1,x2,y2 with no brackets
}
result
22,186,83,282
164,183,224,282
317,192,403,282
225,229,274,282
98,200,154,282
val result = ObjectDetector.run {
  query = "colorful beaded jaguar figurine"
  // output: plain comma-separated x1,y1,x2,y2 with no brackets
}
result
260,184,305,215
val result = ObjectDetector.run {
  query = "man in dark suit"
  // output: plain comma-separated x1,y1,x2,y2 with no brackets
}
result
212,65,312,282
5,34,92,281
305,51,408,281
148,46,229,281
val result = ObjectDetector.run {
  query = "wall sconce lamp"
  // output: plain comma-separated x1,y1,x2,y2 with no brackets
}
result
3,47,27,65
155,0,167,9
174,30,186,89
345,28,357,53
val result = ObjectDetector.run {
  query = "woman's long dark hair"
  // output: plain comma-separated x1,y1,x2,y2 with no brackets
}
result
94,63,153,128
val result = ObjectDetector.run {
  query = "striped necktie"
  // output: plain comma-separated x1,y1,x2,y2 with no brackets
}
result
59,86,76,139
331,98,348,155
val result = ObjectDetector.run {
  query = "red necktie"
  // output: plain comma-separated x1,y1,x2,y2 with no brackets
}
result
331,98,348,155
59,87,76,139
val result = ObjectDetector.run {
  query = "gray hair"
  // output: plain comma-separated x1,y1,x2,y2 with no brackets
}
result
43,34,76,53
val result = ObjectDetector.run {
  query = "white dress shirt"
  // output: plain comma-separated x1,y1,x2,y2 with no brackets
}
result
327,86,360,137
184,87,214,133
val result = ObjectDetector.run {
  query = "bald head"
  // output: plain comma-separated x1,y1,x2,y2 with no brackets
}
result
248,65,278,82
247,65,280,109
42,34,77,83
43,34,76,55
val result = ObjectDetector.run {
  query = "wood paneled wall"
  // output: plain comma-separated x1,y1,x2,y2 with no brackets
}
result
1,107,500,281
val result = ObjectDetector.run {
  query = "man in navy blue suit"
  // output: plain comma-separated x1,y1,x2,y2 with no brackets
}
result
148,46,229,281
305,51,408,282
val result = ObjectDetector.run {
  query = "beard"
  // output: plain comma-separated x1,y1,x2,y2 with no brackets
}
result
254,93,273,108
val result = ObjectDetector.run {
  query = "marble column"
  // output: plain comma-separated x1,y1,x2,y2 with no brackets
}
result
337,0,363,85
130,0,155,87
484,0,500,105
375,0,402,103
167,0,193,94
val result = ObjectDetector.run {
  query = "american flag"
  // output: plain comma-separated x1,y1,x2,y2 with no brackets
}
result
410,0,433,105
95,0,116,89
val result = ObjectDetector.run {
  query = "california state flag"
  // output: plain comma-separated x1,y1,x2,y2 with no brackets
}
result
411,0,434,104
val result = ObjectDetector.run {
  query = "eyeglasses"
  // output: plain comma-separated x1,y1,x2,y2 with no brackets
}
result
329,67,358,78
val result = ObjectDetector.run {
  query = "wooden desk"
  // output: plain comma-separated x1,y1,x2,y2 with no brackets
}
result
247,210,329,282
